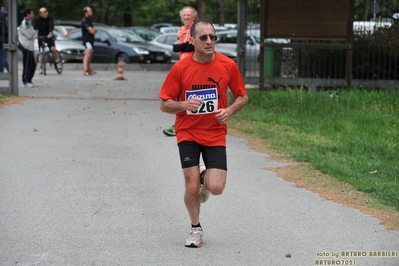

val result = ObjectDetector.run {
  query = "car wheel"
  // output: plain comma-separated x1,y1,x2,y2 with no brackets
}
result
116,53,130,63
161,59,171,64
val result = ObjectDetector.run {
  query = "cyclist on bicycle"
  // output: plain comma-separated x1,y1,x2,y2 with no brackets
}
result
33,7,61,73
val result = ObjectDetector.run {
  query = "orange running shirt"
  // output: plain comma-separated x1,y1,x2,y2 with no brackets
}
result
159,52,247,147
177,25,193,59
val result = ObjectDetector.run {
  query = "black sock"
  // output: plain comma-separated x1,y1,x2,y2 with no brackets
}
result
191,223,201,229
200,171,206,185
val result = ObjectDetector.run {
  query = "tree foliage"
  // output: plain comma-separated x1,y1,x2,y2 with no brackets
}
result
14,0,399,28
16,0,238,27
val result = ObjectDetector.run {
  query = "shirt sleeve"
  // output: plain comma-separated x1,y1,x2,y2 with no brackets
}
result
159,65,182,101
228,61,247,98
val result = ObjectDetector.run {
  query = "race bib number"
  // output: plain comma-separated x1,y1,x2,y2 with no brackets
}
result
186,88,218,115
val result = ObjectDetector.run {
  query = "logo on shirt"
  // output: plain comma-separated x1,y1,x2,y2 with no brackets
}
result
192,77,222,91
207,77,222,90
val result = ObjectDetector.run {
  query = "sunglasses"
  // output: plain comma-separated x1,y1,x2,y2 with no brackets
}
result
198,34,217,41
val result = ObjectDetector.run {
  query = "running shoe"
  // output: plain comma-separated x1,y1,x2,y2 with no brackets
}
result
199,165,210,203
162,125,175,136
88,68,96,75
26,82,35,88
184,227,203,248
83,70,91,76
20,82,26,88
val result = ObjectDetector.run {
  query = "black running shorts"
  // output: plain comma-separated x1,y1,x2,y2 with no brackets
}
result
38,37,55,51
178,141,227,170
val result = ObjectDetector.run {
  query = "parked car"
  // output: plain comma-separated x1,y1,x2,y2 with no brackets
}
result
353,21,391,35
215,30,260,62
214,25,228,31
158,25,229,35
54,25,77,37
67,27,171,63
247,29,292,61
49,30,86,62
149,33,180,62
151,23,176,31
149,32,237,63
214,23,237,30
17,27,85,63
159,26,181,34
125,26,161,41
54,20,108,28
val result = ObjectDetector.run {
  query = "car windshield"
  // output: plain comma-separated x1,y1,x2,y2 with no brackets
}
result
108,28,146,43
52,30,66,41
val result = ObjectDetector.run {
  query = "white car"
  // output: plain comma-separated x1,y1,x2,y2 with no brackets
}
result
353,21,391,35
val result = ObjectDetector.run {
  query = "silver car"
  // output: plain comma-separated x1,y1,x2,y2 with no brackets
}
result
149,33,237,63
49,30,86,62
17,28,85,63
215,30,260,62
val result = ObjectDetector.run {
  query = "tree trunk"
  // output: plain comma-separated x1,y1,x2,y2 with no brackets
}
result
123,13,133,26
362,0,370,21
218,0,225,26
197,0,206,19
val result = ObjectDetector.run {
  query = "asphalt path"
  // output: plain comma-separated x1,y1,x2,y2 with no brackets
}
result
1,65,398,266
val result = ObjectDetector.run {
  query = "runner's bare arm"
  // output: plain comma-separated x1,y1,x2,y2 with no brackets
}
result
160,98,203,114
214,94,248,124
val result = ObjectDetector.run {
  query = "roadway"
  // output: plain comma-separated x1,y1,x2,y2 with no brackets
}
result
0,65,398,265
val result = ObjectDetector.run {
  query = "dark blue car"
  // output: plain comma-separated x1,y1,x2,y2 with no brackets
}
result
67,26,171,63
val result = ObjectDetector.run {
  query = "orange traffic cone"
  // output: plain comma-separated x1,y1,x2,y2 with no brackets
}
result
115,59,126,80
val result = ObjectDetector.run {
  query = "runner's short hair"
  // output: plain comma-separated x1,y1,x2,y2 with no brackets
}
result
190,19,215,37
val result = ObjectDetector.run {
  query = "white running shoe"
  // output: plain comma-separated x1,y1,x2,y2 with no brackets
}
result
26,82,35,88
184,227,203,247
20,82,26,88
199,165,210,203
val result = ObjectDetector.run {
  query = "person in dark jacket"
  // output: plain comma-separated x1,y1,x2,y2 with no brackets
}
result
33,7,61,73
0,11,9,72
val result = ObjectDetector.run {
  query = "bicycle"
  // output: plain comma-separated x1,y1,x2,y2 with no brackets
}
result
37,36,63,75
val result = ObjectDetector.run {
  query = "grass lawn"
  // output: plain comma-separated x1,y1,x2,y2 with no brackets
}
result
229,88,399,230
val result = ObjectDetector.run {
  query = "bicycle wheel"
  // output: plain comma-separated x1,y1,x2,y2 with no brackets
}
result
42,52,47,76
54,52,63,74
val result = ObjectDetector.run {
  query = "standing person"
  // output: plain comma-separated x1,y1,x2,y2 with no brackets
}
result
33,7,61,74
18,8,36,88
173,6,197,60
81,6,97,76
162,6,198,137
159,19,248,248
0,10,9,72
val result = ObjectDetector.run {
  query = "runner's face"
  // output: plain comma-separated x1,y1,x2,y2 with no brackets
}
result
191,23,216,56
181,8,195,27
